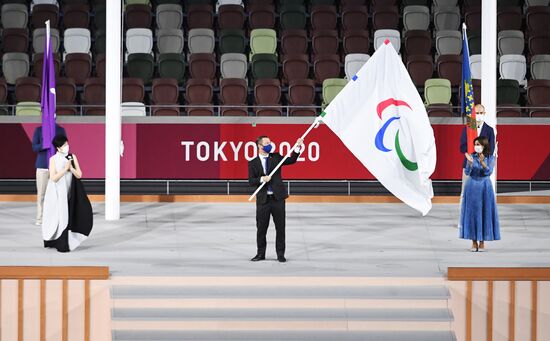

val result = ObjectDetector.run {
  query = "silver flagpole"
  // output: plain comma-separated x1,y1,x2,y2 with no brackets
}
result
248,115,323,201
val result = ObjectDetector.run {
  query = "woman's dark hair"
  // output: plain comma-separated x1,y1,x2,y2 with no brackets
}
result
52,134,68,149
473,136,491,156
256,135,268,146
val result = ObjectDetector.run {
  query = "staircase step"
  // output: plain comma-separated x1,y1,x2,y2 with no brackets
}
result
112,307,453,321
113,330,457,341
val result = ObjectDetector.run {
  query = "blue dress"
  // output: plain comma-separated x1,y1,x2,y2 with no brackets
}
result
460,154,501,241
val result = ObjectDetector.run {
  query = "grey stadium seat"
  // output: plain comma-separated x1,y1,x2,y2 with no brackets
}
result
2,53,30,84
374,29,400,53
499,54,527,85
32,28,60,53
403,6,430,31
188,28,215,54
344,53,370,80
435,30,462,56
498,30,524,55
156,29,184,54
156,4,183,29
433,6,461,31
531,54,550,80
1,4,28,28
220,53,247,79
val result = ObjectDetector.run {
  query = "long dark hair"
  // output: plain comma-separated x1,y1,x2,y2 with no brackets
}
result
473,136,491,157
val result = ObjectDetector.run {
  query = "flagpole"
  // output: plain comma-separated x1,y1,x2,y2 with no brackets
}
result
247,115,323,202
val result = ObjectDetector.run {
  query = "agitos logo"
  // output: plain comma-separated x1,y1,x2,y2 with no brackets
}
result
374,98,418,171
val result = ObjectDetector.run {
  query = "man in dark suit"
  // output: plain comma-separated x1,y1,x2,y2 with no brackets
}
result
248,135,304,263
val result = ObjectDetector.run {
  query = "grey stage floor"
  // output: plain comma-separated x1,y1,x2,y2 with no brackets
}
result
0,202,549,277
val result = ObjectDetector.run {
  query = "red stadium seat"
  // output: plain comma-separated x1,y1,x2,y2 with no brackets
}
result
122,77,145,103
248,4,276,29
220,78,248,116
83,78,106,116
310,5,337,30
254,78,282,116
280,29,308,56
343,30,370,55
282,54,310,85
341,6,368,31
527,79,550,117
313,54,341,85
56,77,78,115
311,30,339,57
64,53,92,86
218,4,245,29
437,55,462,87
185,78,214,116
187,4,214,29
188,53,216,84
406,55,434,87
15,77,41,102
288,79,317,116
152,78,180,116
125,4,152,29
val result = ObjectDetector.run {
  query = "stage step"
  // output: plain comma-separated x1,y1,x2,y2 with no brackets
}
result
111,277,456,341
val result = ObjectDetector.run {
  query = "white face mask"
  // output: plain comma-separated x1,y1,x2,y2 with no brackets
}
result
474,145,483,154
476,115,484,123
59,145,69,155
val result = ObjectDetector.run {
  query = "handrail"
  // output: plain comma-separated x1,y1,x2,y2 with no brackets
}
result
0,266,109,279
448,267,550,281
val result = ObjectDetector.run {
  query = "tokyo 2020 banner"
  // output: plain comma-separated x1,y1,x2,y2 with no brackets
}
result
1,123,549,180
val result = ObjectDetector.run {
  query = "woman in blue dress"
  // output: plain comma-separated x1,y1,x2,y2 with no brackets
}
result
460,136,500,252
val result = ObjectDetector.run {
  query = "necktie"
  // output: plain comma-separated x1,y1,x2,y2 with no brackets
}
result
265,156,273,193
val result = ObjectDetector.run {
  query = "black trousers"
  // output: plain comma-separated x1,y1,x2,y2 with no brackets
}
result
256,195,286,257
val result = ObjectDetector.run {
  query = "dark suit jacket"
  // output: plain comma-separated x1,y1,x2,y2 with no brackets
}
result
248,151,301,204
460,123,495,168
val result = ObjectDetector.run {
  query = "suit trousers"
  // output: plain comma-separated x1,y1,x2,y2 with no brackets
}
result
36,168,49,223
256,195,286,257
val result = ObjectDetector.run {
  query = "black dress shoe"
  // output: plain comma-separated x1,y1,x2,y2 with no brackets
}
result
250,255,265,261
277,256,286,263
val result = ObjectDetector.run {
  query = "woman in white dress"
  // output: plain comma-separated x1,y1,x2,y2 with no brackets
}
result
42,135,84,252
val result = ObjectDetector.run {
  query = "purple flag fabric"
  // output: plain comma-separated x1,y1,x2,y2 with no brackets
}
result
41,21,56,160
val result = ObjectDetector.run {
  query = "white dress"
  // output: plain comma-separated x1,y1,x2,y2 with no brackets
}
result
42,152,72,242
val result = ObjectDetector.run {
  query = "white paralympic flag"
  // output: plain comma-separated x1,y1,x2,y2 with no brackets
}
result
321,40,437,215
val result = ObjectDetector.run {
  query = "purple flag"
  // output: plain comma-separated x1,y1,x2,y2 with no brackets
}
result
41,21,56,160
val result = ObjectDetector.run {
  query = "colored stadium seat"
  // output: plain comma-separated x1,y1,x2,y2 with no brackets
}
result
496,79,521,117
157,53,185,83
125,4,152,29
220,78,248,116
254,78,282,116
526,6,550,33
250,29,277,59
83,78,105,115
95,53,106,78
220,53,248,79
55,77,77,115
279,4,307,29
529,33,550,56
313,54,341,85
374,29,400,53
155,4,183,29
248,4,276,29
404,30,432,55
403,5,430,31
121,102,147,116
122,77,145,103
187,4,213,29
498,30,524,55
218,29,246,54
188,28,215,54
527,79,550,117
2,53,30,84
435,30,462,56
372,6,399,30
126,53,154,84
2,28,29,53
288,79,317,116
433,6,461,31
343,30,370,55
497,6,522,31
189,53,217,83
63,53,92,85
152,78,180,116
15,77,41,103
0,79,7,115
251,53,279,79
499,54,527,85
464,6,481,32
280,29,308,55
436,54,462,87
63,28,91,55
406,54,434,87
185,78,214,116
341,5,368,31
311,30,339,56
424,78,453,117
33,28,60,53
156,29,184,54
125,28,153,56
1,4,28,28
531,55,550,80
322,78,347,109
282,54,310,85
344,53,369,80
62,4,90,28
469,54,482,79
467,31,482,55
217,4,245,29
32,53,60,80
31,4,59,28
310,5,338,30
16,102,42,116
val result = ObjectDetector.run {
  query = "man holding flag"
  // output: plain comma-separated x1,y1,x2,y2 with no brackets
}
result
32,20,64,226
458,24,495,228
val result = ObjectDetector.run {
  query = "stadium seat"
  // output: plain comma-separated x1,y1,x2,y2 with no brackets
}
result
496,79,521,117
63,28,91,55
126,53,155,84
33,28,60,53
464,6,481,32
467,31,482,55
1,4,28,28
311,30,339,56
31,4,59,28
220,53,248,79
15,77,41,103
424,78,453,117
16,102,42,116
436,54,462,87
527,79,550,117
282,54,310,85
279,4,307,29
187,4,213,29
216,0,244,12
406,54,434,87
220,78,248,116
403,5,430,31
433,6,461,31
218,29,246,54
280,29,308,55
2,53,30,84
254,78,282,116
404,30,432,55
251,53,279,79
250,29,277,60
531,55,550,80
188,28,215,54
497,6,522,31
499,54,527,85
344,53,369,80
125,4,152,29
469,54,482,79
435,30,462,56
56,77,77,115
341,5,368,31
122,77,145,103
189,53,216,83
218,4,245,29
63,53,92,85
374,29,400,53
185,78,214,116
157,53,185,83
121,102,147,116
498,30,524,55
313,54,341,85
94,29,106,54
525,0,550,6
125,28,153,56
152,78,180,116
83,78,105,115
322,78,347,109
248,4,276,29
529,33,550,56
62,4,90,28
32,53,60,80
93,5,106,30
526,6,550,33
2,28,29,53
372,5,399,30
288,79,317,116
343,30,370,55
156,29,184,54
156,4,182,29
310,5,337,30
